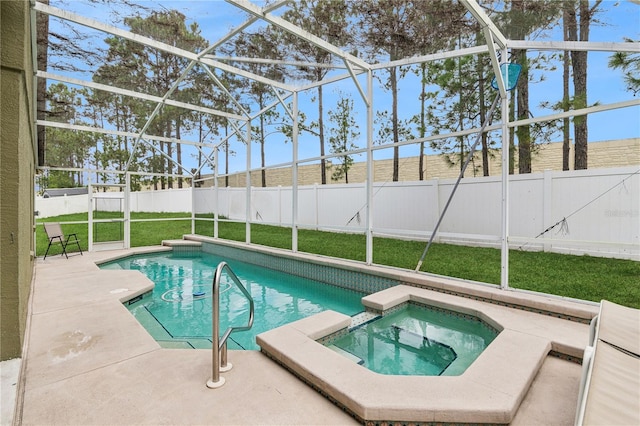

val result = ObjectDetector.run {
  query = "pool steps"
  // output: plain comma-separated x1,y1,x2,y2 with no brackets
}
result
327,345,364,365
349,311,379,328
161,239,202,247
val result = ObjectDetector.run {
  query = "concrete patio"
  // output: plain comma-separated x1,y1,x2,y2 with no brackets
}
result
9,247,598,425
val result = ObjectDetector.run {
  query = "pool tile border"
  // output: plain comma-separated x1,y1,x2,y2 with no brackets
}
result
199,238,397,294
184,235,598,324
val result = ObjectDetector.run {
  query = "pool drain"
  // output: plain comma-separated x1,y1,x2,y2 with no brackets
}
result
161,281,232,302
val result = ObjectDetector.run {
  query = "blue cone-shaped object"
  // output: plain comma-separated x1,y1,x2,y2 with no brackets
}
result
491,63,522,91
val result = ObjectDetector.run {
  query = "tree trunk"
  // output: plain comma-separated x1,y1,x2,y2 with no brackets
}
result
477,56,489,176
318,83,327,185
260,103,266,188
458,57,465,178
575,0,590,170
509,93,515,175
153,150,159,190
391,66,399,182
196,115,203,188
344,158,349,184
159,141,165,190
120,106,128,186
568,0,596,170
166,120,173,189
224,124,229,188
419,63,426,180
562,2,571,171
516,50,532,174
512,0,532,174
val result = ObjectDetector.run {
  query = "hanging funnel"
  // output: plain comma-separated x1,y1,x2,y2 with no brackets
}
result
491,63,522,91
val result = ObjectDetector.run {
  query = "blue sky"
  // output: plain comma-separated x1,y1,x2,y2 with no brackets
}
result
48,0,639,176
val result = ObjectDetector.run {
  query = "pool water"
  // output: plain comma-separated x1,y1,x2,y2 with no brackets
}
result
100,252,365,350
325,303,499,376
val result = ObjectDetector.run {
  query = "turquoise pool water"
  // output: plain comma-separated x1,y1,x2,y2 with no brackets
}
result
100,252,365,350
325,303,499,376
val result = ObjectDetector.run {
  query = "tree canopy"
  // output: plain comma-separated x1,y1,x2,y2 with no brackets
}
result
35,0,639,191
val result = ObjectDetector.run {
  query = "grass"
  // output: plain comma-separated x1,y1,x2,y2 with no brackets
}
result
36,212,640,308
37,212,197,252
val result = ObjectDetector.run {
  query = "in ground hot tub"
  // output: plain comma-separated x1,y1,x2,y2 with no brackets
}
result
323,302,499,376
257,284,559,424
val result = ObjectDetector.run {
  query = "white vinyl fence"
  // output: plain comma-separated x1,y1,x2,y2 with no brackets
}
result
37,166,640,260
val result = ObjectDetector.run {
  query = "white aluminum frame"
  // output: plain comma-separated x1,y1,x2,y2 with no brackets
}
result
32,0,640,290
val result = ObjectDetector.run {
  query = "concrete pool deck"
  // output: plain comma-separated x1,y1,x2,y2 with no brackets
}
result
11,246,598,425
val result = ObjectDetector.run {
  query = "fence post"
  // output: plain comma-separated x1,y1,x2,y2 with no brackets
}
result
543,169,553,253
125,173,130,249
432,178,440,243
314,183,319,230
88,182,93,252
278,185,282,226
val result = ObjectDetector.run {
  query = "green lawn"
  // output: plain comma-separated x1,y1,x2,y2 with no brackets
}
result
36,212,640,308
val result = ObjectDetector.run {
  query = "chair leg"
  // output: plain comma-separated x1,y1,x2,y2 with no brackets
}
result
44,236,64,260
72,234,82,255
63,234,82,257
60,240,69,259
43,240,54,260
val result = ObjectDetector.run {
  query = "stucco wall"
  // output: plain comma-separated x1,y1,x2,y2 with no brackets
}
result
1,0,36,361
215,138,640,188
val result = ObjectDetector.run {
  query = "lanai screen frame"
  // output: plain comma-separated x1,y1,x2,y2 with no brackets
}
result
32,0,640,290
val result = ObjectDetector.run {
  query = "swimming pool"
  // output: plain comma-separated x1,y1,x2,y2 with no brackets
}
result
100,251,365,350
324,303,499,376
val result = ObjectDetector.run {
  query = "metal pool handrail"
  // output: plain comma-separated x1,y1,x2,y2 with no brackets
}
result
206,261,254,389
